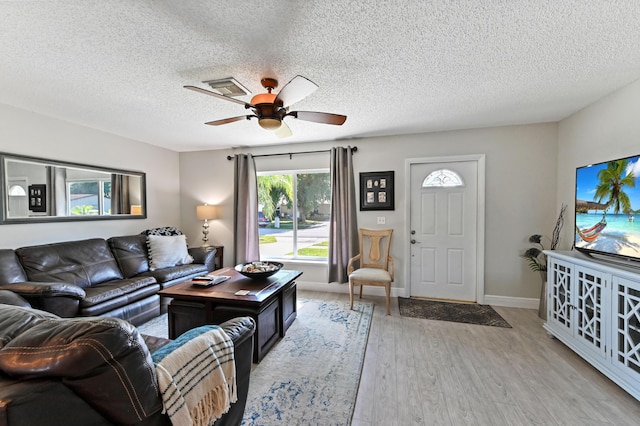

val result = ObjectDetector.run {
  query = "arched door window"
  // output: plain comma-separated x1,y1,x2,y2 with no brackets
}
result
422,169,464,187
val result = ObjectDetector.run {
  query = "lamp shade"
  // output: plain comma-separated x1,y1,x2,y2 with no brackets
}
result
196,204,217,220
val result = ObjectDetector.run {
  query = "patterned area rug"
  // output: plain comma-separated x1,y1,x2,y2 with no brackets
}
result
138,298,373,425
398,297,511,328
138,313,169,338
242,298,373,425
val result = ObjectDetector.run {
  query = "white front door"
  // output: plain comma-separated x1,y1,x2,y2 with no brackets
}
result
7,178,29,218
409,160,479,301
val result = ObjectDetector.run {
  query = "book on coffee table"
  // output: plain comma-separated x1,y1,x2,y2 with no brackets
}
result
191,275,230,287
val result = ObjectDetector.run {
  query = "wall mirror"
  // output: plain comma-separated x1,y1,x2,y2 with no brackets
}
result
1,152,146,224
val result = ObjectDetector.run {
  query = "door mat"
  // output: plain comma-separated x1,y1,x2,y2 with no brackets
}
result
398,297,511,328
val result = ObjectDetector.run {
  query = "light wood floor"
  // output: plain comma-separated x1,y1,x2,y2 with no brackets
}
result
299,290,640,426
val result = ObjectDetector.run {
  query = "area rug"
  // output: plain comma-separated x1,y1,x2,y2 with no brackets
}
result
398,297,511,328
138,313,169,338
242,298,373,425
138,298,373,425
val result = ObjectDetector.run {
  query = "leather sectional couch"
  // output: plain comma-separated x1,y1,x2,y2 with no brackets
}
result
0,231,216,325
0,290,255,426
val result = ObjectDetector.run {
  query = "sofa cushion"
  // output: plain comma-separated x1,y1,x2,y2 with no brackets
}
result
80,277,158,310
16,239,123,288
0,305,163,425
146,235,194,271
108,234,150,278
0,249,28,284
139,263,208,285
0,305,58,349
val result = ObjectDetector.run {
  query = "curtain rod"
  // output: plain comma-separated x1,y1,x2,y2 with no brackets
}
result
226,146,357,161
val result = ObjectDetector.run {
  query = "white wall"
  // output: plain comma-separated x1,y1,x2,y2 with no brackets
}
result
180,123,558,303
0,104,181,248
558,78,640,249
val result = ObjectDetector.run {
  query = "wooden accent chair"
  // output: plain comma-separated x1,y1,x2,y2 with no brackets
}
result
348,228,394,315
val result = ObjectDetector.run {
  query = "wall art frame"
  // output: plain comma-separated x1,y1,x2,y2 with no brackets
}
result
360,171,394,211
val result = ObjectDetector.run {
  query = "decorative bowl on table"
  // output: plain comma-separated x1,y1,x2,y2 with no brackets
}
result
235,261,284,279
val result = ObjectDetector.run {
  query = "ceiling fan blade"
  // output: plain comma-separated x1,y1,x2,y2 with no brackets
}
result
275,121,293,138
205,115,253,126
274,75,318,108
288,111,347,125
184,85,252,108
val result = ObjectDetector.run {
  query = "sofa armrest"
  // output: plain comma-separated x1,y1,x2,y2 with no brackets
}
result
188,246,217,271
219,316,256,345
216,316,255,426
0,282,85,317
0,282,85,299
0,290,31,307
0,314,163,425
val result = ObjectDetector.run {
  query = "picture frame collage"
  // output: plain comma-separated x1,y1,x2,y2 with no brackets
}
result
359,171,394,211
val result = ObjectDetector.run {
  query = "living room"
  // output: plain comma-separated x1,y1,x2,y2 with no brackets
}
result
3,1,640,424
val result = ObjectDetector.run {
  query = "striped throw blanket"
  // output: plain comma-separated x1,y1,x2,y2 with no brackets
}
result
153,326,236,426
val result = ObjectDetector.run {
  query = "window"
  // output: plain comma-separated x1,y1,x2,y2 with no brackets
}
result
423,169,464,187
68,179,111,215
257,170,330,260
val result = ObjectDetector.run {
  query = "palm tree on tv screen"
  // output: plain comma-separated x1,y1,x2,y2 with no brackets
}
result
594,159,635,214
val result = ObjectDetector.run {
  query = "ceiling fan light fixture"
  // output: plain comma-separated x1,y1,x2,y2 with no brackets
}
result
258,117,281,130
250,92,276,105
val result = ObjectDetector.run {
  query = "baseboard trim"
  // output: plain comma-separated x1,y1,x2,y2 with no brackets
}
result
296,281,404,298
298,282,539,309
483,295,539,309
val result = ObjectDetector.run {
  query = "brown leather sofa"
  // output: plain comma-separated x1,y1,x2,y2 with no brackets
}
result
0,291,255,426
0,232,215,326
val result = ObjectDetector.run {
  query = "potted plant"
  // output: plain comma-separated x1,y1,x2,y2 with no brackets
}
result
521,204,567,320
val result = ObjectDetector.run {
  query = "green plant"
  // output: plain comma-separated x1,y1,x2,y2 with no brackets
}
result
521,204,567,273
522,234,548,272
71,204,95,215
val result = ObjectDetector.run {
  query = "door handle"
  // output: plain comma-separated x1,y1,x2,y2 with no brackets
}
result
411,239,419,244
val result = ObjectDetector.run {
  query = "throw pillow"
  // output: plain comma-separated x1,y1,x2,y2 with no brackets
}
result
147,234,194,271
141,226,184,237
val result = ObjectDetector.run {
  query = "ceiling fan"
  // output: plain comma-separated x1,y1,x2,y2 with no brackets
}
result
185,75,347,138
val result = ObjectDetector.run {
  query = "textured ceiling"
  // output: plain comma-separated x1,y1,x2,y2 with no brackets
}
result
1,1,640,152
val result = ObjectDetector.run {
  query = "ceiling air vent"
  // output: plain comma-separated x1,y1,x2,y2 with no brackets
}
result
203,77,250,97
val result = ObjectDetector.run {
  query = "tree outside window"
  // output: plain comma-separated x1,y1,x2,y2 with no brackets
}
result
68,180,111,215
257,170,330,260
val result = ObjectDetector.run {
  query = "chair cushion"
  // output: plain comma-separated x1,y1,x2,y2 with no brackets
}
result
349,267,392,282
146,235,194,271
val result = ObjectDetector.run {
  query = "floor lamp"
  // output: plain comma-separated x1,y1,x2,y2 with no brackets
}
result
196,204,217,248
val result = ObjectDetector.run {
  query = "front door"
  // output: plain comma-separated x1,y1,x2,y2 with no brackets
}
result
409,160,479,301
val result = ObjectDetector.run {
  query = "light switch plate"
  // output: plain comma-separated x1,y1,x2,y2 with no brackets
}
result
377,216,386,224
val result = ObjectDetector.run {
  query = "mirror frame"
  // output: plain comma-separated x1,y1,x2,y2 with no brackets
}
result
1,152,147,224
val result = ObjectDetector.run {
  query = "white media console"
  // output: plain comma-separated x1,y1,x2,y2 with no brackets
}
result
544,250,640,400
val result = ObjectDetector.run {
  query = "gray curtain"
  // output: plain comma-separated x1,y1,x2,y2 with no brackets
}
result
233,154,260,264
328,146,359,283
47,166,67,216
111,174,130,214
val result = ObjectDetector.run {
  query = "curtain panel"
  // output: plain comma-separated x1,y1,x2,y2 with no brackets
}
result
328,146,359,283
48,166,67,216
111,174,131,214
233,154,260,264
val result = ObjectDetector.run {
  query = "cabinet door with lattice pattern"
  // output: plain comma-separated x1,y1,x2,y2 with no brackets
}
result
612,276,640,388
574,267,608,359
548,258,573,337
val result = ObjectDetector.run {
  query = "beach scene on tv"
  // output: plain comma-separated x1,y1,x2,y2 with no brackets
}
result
575,155,640,259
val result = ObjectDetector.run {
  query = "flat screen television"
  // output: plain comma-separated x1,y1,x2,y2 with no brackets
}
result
575,154,640,263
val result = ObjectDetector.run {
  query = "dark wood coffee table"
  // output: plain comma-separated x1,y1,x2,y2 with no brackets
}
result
159,266,302,363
